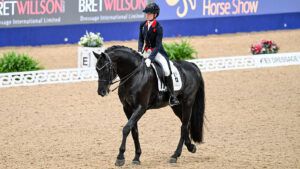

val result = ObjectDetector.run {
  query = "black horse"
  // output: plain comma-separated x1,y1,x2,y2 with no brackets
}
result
93,45,205,166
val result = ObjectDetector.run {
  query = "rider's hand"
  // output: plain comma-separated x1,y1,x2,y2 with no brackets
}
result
138,52,143,56
145,58,151,67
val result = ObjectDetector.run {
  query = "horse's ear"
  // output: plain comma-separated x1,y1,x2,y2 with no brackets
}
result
93,51,101,59
102,52,110,59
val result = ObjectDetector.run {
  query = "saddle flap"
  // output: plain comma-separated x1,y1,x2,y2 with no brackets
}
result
151,61,183,92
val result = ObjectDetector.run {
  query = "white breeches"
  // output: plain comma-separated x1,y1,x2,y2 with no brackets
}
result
144,50,170,76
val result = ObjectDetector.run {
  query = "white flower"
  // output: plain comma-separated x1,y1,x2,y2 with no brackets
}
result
78,31,104,47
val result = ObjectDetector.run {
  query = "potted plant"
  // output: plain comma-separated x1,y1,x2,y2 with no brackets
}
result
251,40,279,55
78,31,105,68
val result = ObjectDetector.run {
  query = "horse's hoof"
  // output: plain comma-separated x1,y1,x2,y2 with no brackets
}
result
192,146,196,153
188,144,197,153
132,160,141,165
191,145,197,153
115,159,125,166
169,157,177,163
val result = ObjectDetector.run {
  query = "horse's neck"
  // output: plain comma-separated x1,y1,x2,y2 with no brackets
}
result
110,52,142,78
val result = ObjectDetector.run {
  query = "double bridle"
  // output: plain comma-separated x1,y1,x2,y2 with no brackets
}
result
96,53,143,92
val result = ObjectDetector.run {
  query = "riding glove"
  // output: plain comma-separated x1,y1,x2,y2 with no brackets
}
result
145,58,151,67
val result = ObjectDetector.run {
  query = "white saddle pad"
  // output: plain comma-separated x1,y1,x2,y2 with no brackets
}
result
151,61,183,92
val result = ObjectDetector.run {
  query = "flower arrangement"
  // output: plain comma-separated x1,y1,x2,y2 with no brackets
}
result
251,40,279,55
78,31,104,47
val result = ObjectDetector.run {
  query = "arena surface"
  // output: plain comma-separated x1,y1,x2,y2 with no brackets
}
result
0,30,300,169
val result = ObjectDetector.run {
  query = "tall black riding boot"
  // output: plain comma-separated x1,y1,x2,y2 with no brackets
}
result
165,75,180,106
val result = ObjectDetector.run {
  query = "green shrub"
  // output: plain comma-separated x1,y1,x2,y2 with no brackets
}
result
0,52,43,73
163,40,197,61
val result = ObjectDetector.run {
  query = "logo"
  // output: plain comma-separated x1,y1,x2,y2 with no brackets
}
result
166,0,180,6
0,0,65,16
165,0,259,18
165,0,197,18
79,0,147,13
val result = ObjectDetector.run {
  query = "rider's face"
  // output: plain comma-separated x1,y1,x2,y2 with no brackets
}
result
146,13,155,21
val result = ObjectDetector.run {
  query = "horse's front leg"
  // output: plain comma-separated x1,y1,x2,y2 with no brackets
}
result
115,105,146,166
131,124,142,164
123,106,142,165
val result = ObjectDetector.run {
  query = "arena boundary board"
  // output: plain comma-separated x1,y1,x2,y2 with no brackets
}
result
0,52,299,88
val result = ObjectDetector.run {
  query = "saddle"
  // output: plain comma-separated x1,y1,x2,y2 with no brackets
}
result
151,60,183,92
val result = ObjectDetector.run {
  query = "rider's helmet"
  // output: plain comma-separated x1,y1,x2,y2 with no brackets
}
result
143,3,160,18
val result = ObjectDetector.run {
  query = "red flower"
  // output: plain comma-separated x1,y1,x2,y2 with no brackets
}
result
267,41,273,45
261,40,273,48
256,44,262,50
153,28,156,32
261,39,268,44
251,44,262,54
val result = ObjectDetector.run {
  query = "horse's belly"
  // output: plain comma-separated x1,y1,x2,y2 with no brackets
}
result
148,92,169,109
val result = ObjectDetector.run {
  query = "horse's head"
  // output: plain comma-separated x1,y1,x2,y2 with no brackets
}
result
93,51,117,97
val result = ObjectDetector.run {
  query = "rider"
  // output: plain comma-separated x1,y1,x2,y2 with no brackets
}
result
138,2,179,106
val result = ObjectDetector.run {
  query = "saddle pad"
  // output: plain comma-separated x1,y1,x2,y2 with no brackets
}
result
151,61,182,92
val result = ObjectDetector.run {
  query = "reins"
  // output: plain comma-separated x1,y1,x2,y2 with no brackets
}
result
110,63,143,92
96,58,144,92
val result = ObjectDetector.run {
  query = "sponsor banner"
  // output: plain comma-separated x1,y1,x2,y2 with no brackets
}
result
0,0,149,28
158,0,300,19
191,52,300,72
1,0,299,28
256,53,300,68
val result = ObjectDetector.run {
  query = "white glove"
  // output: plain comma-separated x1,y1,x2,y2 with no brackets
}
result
145,58,151,67
138,52,143,56
143,50,151,59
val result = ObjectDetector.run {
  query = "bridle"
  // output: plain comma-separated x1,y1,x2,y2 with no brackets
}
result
96,53,143,92
96,54,116,85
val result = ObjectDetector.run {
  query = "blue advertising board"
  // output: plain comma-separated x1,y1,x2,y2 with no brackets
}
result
0,0,300,47
157,0,300,19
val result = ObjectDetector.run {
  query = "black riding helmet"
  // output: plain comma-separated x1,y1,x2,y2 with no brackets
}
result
143,3,160,18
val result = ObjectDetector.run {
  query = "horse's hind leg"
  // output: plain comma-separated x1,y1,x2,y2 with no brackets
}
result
171,105,196,154
170,105,184,163
185,124,197,153
170,102,193,163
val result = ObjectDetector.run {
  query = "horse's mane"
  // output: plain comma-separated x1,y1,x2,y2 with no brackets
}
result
104,45,143,60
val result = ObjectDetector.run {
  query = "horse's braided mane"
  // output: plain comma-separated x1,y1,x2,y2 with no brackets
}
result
104,45,142,59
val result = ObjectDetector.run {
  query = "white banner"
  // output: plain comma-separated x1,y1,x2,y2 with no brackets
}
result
0,68,97,88
1,52,300,88
191,52,300,72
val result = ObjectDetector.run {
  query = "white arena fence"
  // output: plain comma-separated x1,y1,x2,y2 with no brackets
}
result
0,52,299,88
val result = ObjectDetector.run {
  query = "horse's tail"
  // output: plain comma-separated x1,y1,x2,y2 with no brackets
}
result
190,71,205,143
